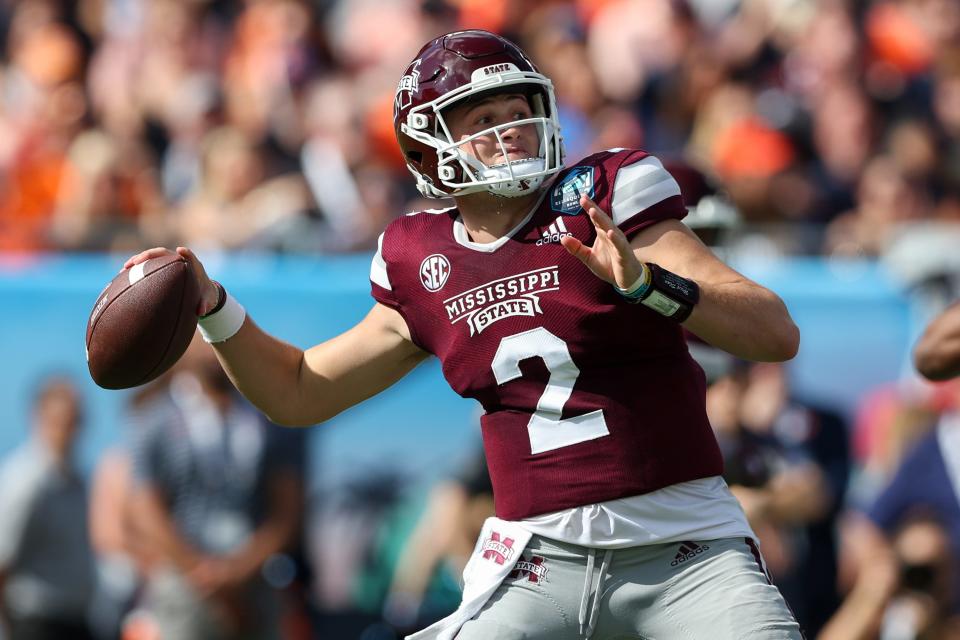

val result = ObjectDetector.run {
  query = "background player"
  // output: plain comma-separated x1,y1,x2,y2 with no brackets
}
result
125,30,801,639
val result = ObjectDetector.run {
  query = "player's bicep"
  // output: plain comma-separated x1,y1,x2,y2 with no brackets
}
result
297,303,429,422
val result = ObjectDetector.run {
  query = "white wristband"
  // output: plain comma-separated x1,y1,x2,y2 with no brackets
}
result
614,263,651,300
198,291,246,343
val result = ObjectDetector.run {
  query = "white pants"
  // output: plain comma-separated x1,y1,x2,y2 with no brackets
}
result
455,535,802,640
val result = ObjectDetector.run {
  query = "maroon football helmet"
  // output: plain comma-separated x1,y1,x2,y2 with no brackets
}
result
393,30,564,199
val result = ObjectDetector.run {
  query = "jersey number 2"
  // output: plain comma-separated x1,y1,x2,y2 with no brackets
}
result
492,327,610,454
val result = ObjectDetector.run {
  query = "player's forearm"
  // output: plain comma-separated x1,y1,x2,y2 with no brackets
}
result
683,280,799,362
629,220,798,362
209,307,426,427
914,302,960,380
208,317,320,427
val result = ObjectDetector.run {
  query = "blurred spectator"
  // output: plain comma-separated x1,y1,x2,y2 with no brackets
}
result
49,131,166,253
127,341,307,640
88,439,146,640
847,380,942,510
380,446,494,635
821,399,960,639
819,513,960,640
309,466,411,638
0,375,95,640
0,7,88,252
0,0,954,254
825,154,931,257
704,361,850,636
173,125,315,251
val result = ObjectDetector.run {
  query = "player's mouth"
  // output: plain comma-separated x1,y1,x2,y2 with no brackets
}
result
495,147,533,162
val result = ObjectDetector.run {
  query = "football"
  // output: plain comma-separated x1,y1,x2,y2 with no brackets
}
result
86,254,200,389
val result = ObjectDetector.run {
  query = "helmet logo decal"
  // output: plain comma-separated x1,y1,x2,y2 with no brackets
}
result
395,59,421,116
551,166,594,214
420,253,451,292
469,62,521,83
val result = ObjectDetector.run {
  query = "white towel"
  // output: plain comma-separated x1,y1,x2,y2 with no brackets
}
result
407,517,532,640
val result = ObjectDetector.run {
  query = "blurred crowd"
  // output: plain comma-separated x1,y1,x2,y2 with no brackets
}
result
4,0,960,639
0,0,958,260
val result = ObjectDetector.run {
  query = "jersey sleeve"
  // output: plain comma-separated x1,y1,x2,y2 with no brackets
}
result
368,224,426,350
369,230,401,310
609,152,687,239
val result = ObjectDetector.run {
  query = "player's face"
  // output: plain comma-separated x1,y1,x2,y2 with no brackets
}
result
446,93,539,166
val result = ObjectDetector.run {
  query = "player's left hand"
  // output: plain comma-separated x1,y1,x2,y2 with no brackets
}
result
560,195,643,290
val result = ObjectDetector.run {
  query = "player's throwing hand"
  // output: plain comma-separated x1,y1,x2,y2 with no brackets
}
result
125,247,221,317
560,195,644,291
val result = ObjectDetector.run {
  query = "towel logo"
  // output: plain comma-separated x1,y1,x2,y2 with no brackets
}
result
481,531,515,565
510,555,548,583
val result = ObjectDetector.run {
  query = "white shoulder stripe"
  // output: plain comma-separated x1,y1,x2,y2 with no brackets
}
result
405,206,456,217
370,232,391,290
610,156,681,225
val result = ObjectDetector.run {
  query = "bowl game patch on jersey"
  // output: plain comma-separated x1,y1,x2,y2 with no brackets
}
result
551,166,594,214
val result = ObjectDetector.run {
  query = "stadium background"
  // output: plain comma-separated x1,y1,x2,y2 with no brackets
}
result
1,0,959,638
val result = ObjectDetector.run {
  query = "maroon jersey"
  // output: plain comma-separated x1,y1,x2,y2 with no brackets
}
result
371,149,723,520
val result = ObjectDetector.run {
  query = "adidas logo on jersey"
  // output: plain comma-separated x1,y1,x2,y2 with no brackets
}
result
536,217,573,246
670,541,710,567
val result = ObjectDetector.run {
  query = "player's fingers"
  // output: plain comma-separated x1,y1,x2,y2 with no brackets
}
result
581,196,616,232
123,247,174,269
606,229,644,287
176,247,208,278
606,228,634,256
176,247,219,315
560,234,591,263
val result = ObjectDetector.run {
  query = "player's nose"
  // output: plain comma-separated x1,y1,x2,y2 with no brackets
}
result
500,121,526,142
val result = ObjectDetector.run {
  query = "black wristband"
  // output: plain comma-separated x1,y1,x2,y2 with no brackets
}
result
632,263,699,322
200,280,227,318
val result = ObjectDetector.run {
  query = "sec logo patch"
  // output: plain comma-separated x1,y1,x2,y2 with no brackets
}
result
420,254,451,292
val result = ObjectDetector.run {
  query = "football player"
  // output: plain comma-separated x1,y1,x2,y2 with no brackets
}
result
125,30,802,639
